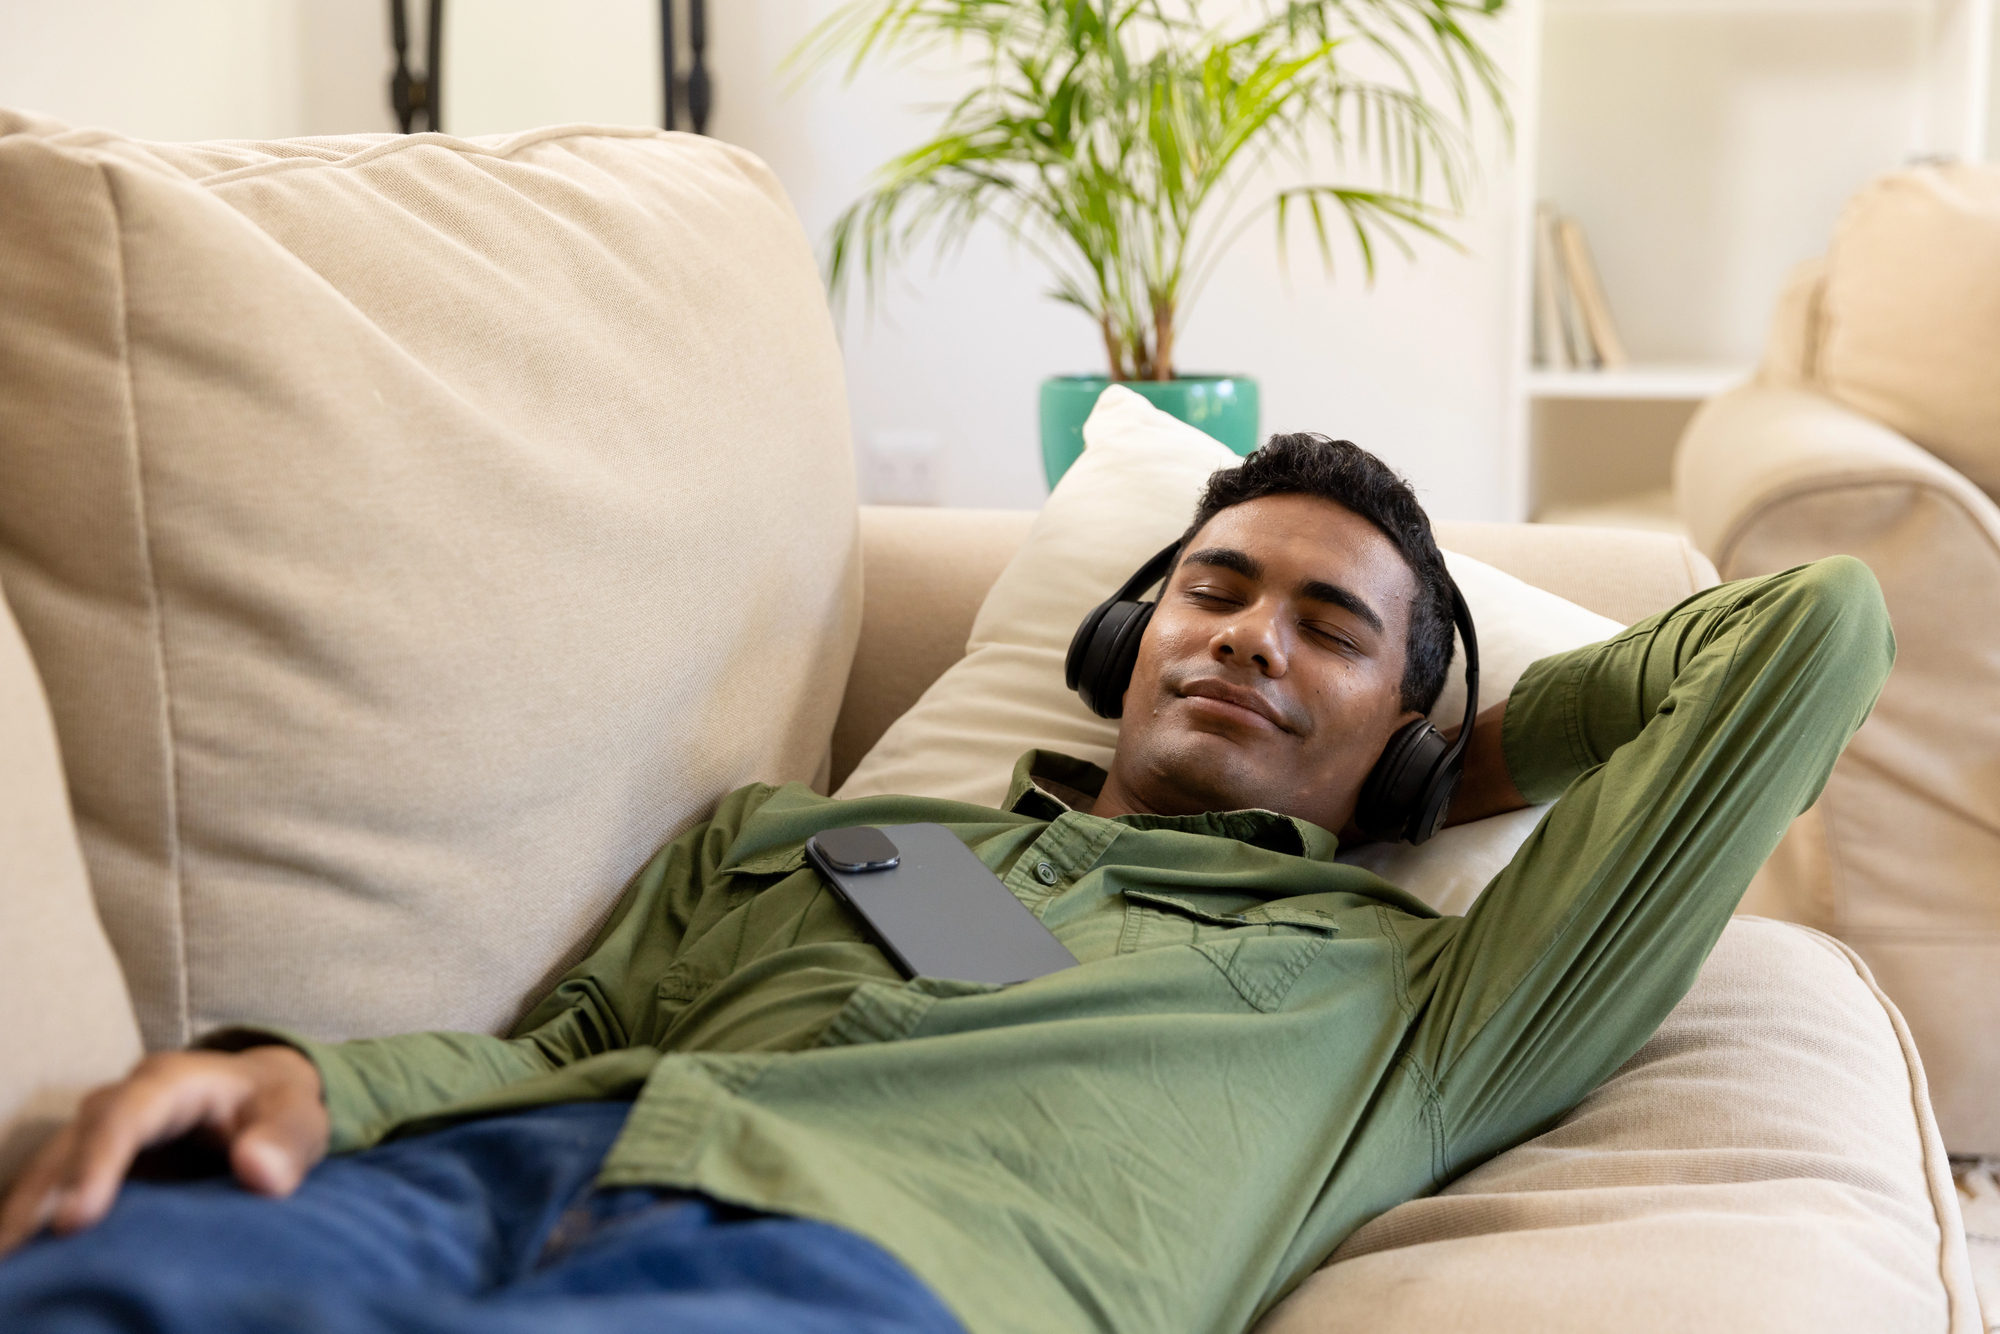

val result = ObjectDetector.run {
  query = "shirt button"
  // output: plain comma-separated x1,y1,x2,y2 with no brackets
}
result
1034,861,1059,886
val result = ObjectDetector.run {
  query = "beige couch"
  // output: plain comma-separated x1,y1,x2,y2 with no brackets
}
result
0,112,1981,1331
1676,163,2000,1161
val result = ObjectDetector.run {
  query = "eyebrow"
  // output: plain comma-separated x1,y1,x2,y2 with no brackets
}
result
1181,546,1386,635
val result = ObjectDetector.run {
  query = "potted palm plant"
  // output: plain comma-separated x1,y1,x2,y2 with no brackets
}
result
801,0,1505,487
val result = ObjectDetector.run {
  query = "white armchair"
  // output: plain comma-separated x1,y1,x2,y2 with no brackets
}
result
1675,164,2000,1157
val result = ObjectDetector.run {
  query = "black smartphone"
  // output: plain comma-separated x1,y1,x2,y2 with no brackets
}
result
805,823,1077,985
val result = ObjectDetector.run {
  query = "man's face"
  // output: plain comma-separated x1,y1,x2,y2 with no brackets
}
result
1099,493,1425,834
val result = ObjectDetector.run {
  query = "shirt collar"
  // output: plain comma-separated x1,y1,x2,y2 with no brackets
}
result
1004,749,1344,863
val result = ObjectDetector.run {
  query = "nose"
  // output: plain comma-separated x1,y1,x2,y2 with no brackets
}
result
1210,601,1289,676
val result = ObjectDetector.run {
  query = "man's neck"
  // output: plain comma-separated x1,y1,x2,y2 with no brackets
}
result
1087,768,1147,820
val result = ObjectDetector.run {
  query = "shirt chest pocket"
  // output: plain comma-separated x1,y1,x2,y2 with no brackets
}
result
1120,890,1338,1013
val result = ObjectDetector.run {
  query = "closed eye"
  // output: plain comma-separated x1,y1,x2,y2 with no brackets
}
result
1302,620,1364,655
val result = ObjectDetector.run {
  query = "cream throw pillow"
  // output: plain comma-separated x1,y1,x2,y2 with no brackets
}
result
0,113,859,1049
1820,163,2000,499
837,386,1620,909
1758,256,1828,391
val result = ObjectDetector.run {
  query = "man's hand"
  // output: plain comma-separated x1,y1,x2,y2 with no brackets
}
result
0,1045,328,1257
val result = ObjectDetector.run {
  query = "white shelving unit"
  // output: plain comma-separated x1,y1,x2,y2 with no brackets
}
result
1505,0,1996,526
1522,365,1752,400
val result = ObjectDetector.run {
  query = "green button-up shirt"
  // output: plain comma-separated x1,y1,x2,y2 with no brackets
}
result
271,558,1891,1334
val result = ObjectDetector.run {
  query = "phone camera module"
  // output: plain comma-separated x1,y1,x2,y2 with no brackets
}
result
812,826,902,873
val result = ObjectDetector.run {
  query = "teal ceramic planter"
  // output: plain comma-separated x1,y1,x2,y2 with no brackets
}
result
1040,375,1260,488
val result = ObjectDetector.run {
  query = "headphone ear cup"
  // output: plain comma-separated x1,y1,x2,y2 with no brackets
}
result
1095,600,1154,720
1356,719,1450,844
1066,597,1116,694
1407,758,1463,846
1071,600,1154,718
1068,540,1181,720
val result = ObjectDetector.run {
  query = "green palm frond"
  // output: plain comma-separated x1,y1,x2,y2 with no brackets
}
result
802,0,1506,380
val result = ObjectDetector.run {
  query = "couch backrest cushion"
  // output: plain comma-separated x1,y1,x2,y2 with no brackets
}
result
833,507,1040,791
1819,162,2000,499
0,112,859,1049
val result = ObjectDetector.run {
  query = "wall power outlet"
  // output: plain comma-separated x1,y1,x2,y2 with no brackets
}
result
858,429,944,506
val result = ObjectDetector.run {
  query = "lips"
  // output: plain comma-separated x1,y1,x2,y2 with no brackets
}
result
1178,677,1295,733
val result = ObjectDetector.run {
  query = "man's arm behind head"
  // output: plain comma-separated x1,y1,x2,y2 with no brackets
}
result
1408,557,1893,1178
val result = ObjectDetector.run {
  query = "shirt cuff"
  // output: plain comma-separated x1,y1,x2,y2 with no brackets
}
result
194,1025,378,1155
1500,645,1596,806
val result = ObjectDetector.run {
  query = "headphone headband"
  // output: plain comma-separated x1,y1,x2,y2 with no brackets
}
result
1113,542,1180,604
1437,580,1480,779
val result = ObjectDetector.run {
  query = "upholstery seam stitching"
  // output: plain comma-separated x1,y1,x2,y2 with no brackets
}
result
1795,923,1976,1329
101,160,191,1048
190,124,682,189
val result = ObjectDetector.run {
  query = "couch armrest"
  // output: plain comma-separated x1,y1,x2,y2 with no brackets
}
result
0,585,141,1186
1676,382,2000,567
830,507,1038,791
1676,383,2000,1155
1433,521,1717,624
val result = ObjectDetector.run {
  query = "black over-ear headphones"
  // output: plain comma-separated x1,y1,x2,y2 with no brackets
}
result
1064,542,1480,845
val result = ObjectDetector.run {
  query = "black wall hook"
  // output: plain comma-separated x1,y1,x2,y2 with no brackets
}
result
389,0,444,134
662,0,711,134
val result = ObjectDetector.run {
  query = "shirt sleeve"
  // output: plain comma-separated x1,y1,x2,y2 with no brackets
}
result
1401,556,1893,1179
212,782,779,1154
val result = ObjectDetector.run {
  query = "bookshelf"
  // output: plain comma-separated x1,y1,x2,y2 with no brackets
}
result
1506,0,1996,526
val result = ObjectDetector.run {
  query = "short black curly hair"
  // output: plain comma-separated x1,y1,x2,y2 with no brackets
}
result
1177,433,1455,715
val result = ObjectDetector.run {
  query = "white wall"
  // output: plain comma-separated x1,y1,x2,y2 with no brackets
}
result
1539,6,1930,367
432,2,1529,516
1,0,1527,517
707,3,1526,516
443,0,659,133
0,0,392,139
300,0,399,136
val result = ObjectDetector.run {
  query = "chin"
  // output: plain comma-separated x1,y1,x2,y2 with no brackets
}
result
1133,730,1281,817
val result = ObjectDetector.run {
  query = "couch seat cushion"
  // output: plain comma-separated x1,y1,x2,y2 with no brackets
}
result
1255,918,1979,1333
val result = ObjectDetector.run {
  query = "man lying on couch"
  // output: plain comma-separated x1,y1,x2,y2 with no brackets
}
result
0,435,1892,1334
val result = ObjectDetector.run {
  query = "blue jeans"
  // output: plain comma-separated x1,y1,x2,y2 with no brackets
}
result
0,1100,965,1334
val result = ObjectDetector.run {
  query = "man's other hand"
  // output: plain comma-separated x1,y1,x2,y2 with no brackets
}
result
0,1045,328,1256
